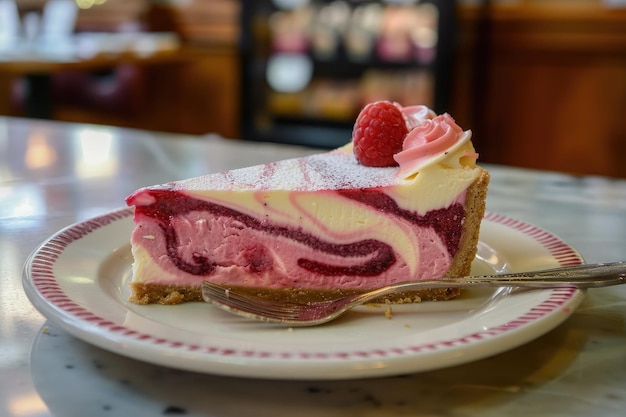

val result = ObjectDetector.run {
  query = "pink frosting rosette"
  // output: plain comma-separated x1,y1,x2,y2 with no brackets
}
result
400,104,436,130
394,112,467,177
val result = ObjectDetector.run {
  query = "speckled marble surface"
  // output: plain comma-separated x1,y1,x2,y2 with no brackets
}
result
1,117,625,416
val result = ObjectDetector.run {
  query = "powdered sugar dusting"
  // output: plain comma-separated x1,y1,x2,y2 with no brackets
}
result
169,146,399,192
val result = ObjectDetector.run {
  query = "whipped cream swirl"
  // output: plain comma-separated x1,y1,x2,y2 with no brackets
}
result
394,107,476,178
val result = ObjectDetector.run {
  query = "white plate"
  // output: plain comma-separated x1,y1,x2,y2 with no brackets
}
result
23,209,585,380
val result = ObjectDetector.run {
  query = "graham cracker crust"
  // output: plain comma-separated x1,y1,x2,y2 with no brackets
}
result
129,282,461,305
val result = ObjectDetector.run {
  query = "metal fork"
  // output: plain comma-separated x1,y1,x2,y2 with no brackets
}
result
201,262,626,327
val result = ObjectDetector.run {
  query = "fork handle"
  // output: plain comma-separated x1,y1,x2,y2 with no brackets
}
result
394,261,626,292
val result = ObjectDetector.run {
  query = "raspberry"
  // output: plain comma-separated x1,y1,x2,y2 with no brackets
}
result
352,101,408,167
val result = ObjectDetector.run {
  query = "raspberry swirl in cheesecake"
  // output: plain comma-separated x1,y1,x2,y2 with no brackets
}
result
126,103,489,305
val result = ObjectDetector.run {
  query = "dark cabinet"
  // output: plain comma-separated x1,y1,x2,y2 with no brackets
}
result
239,0,456,148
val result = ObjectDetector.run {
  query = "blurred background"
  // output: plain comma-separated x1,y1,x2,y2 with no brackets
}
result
0,0,624,177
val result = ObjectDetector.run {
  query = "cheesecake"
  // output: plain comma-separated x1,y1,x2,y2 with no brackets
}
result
126,103,489,305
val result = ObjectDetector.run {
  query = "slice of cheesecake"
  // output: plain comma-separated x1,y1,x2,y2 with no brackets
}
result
126,104,489,305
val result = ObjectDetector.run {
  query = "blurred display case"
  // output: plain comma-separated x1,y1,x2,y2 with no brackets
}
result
240,0,456,148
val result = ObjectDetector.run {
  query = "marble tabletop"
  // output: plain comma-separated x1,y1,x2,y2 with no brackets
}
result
1,116,625,417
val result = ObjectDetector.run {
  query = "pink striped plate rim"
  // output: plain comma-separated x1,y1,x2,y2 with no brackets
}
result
24,208,585,376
